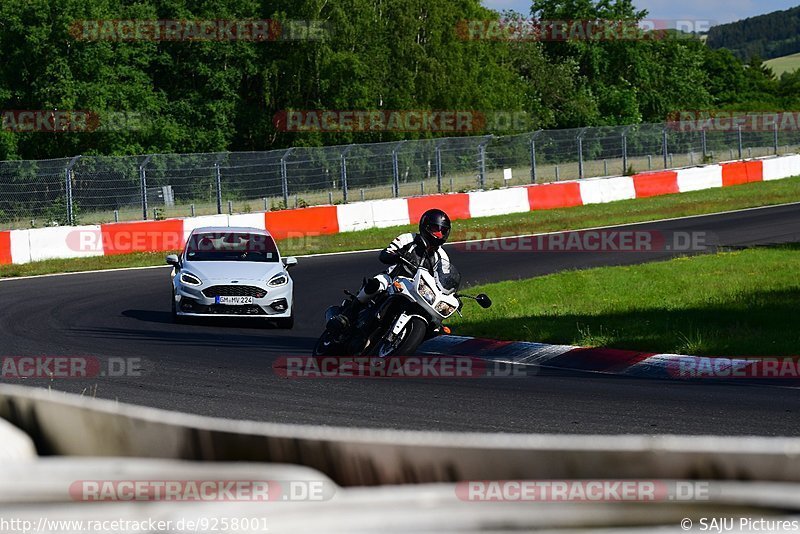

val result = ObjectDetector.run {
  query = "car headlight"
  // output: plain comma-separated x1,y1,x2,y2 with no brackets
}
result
435,301,457,316
418,278,436,305
180,272,202,286
268,273,289,287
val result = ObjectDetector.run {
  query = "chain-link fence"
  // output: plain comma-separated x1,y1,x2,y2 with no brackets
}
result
2,116,799,229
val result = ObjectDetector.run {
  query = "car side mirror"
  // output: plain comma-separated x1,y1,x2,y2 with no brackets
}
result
283,256,298,268
166,254,181,267
476,294,492,309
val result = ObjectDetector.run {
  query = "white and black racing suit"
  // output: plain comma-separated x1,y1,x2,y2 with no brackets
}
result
356,232,451,304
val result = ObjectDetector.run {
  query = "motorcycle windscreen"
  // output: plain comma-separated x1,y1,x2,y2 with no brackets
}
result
434,262,461,295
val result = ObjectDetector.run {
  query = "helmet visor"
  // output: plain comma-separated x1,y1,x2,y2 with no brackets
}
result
427,224,449,240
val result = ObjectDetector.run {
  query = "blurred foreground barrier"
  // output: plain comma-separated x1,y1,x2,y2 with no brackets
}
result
6,458,800,532
0,416,37,460
2,383,800,486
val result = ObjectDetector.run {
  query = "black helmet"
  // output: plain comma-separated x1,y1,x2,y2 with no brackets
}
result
419,209,451,247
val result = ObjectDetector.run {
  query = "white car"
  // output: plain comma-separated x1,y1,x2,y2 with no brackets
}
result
167,227,296,328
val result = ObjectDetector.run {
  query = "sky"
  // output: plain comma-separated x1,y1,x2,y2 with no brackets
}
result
482,0,800,25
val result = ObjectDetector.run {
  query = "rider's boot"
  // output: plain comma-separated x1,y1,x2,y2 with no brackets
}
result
327,278,382,332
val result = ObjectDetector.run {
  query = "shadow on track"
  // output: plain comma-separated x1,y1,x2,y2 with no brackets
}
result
72,324,317,353
121,309,296,331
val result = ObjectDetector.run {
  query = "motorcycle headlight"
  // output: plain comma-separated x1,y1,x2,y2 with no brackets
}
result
268,273,289,287
418,278,436,304
180,272,202,286
435,301,457,316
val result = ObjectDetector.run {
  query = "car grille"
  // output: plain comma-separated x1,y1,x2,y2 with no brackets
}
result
181,299,267,316
204,304,266,315
203,285,266,298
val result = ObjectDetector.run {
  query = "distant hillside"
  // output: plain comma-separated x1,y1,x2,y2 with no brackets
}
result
706,5,800,60
765,52,800,76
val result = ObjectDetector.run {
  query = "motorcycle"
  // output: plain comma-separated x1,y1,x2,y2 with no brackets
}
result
313,254,492,358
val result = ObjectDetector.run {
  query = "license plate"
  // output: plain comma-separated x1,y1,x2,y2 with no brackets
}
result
216,296,254,305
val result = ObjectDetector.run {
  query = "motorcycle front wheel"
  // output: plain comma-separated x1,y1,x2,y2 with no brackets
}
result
372,317,428,358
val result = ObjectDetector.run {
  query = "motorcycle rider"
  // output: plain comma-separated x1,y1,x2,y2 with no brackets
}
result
328,208,453,330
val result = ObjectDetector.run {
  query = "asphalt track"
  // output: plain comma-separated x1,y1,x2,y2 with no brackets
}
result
2,203,800,435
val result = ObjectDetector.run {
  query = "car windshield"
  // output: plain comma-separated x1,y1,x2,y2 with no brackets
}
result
184,232,279,262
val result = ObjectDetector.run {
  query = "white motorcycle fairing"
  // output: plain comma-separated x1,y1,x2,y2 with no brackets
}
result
385,268,460,336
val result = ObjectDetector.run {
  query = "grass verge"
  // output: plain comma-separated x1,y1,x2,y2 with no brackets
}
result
2,176,800,278
450,245,800,357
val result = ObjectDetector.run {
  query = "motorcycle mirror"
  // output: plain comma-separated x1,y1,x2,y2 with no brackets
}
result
476,294,492,309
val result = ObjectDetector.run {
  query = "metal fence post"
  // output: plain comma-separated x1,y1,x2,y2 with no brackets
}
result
701,128,707,160
577,128,588,179
139,154,154,220
774,123,779,155
65,155,81,225
529,130,543,183
662,127,669,169
621,125,633,173
280,147,295,208
622,135,628,172
340,145,355,203
737,125,743,160
435,139,446,193
391,141,406,197
214,162,223,214
212,153,228,215
478,135,492,188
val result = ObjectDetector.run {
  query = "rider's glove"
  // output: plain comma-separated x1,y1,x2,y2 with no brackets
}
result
379,250,401,265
